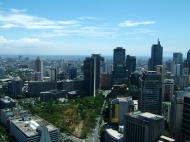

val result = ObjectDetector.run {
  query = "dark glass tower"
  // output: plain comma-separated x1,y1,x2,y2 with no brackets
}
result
124,111,164,142
126,55,136,78
149,40,163,70
83,54,104,97
187,49,190,62
173,52,183,64
112,47,127,84
182,95,190,141
139,71,162,114
113,47,126,67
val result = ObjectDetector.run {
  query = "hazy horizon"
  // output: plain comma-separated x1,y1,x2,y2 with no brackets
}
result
0,0,190,56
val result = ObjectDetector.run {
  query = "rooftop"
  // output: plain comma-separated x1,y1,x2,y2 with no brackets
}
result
140,112,163,120
111,97,133,104
10,115,58,137
129,111,163,121
0,96,15,104
160,135,175,142
105,128,123,140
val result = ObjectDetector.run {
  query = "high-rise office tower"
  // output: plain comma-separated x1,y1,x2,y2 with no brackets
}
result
68,67,77,80
126,55,136,78
162,79,174,101
112,47,127,84
182,94,190,141
183,63,190,88
35,56,43,80
172,63,183,89
124,111,164,142
170,91,187,141
156,65,165,82
139,71,162,114
7,78,23,98
184,50,190,77
186,49,190,62
50,68,57,81
83,54,104,97
128,71,142,100
149,39,163,70
113,47,126,67
173,52,183,64
172,63,183,77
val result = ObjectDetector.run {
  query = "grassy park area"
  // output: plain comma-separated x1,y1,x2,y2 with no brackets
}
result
19,93,104,138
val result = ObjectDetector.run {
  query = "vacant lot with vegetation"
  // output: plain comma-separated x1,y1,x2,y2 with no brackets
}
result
20,93,104,138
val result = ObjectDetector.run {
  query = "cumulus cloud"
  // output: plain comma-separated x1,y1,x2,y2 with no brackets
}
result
118,20,156,27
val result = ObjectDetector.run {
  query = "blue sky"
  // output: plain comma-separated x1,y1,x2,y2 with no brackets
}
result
0,0,189,56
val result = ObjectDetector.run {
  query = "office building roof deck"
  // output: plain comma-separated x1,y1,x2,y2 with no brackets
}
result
10,115,58,137
0,96,16,104
105,128,123,140
111,97,133,104
129,111,163,121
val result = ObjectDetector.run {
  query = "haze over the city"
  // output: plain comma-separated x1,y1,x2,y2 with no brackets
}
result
0,0,189,56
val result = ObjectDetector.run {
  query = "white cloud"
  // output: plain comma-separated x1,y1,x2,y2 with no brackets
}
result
34,26,116,38
0,36,8,43
0,9,114,38
78,16,97,20
0,9,79,29
0,36,47,46
118,20,156,27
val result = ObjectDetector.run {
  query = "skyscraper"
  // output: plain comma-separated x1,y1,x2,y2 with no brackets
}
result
149,39,163,70
112,47,127,84
83,54,104,97
68,67,77,80
156,65,165,82
126,55,136,78
35,57,43,80
139,71,162,114
173,52,183,64
182,94,190,141
113,47,126,67
7,78,23,98
124,111,164,142
170,91,186,141
50,68,57,81
162,79,174,101
186,49,190,62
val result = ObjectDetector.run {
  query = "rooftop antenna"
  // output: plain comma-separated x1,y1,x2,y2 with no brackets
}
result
158,38,160,45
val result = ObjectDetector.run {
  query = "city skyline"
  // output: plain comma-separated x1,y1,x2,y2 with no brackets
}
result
0,0,190,56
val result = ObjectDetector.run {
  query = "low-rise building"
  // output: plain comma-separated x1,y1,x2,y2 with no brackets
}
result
0,96,16,109
40,90,67,101
28,81,57,97
110,97,134,125
10,115,59,142
105,128,123,142
159,135,175,142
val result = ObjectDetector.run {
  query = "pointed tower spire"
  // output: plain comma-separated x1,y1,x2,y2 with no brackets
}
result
158,38,160,45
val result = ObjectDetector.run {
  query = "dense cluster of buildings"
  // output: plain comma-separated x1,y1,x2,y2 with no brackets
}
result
0,96,59,142
1,39,190,142
103,40,190,142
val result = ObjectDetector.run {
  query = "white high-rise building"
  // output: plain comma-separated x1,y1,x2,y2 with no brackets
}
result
35,57,43,80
